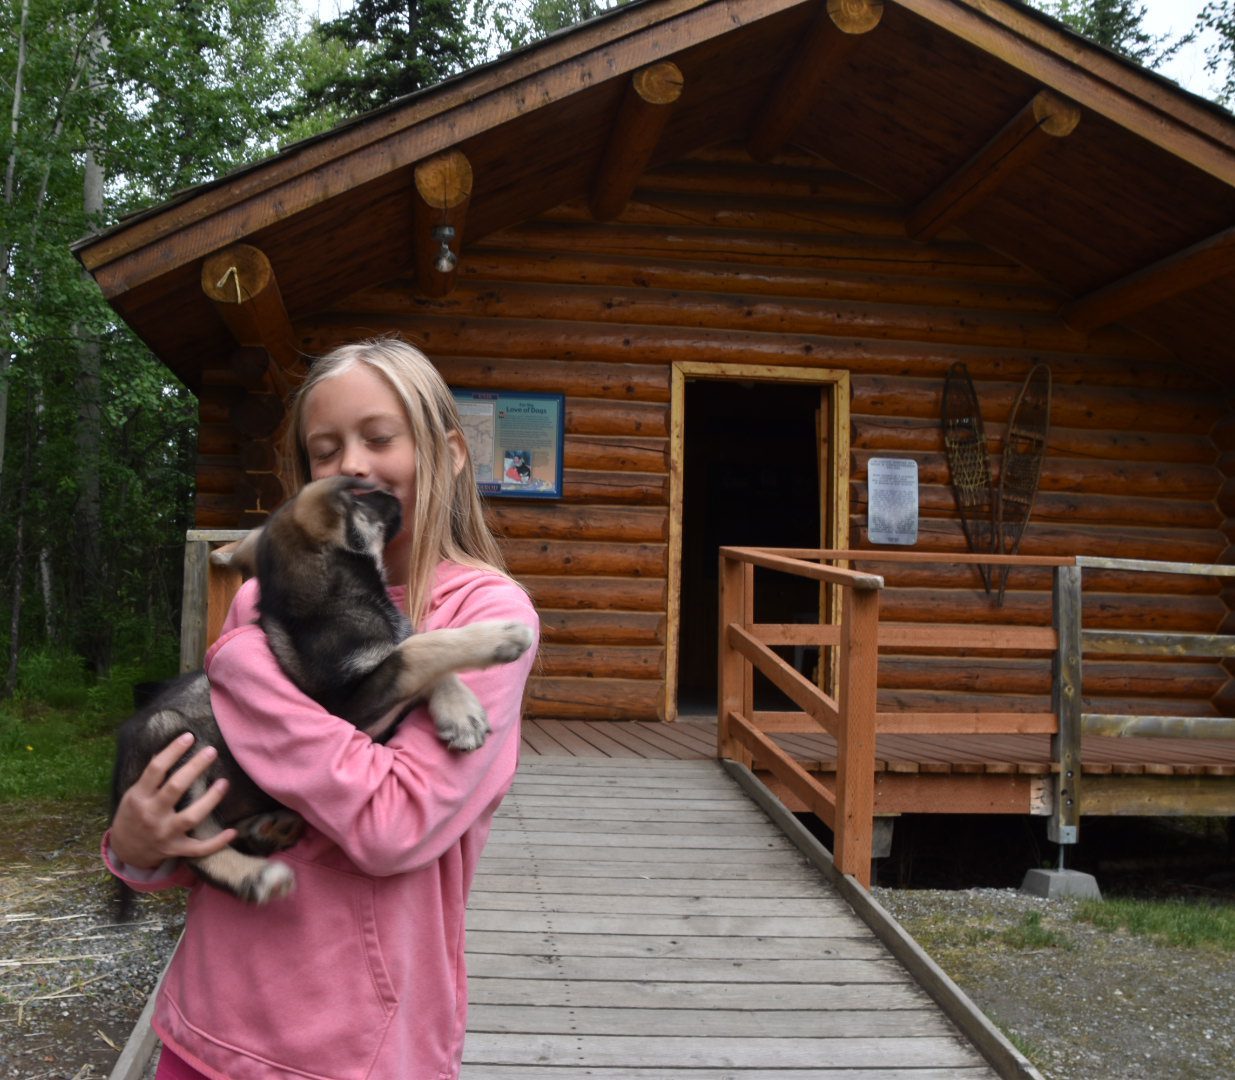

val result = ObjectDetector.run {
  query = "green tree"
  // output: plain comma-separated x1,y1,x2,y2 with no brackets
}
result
480,0,631,54
1201,1,1235,103
1032,0,1192,67
304,0,481,115
1,0,334,687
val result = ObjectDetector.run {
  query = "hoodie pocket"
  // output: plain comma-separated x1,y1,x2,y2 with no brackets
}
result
166,855,397,1080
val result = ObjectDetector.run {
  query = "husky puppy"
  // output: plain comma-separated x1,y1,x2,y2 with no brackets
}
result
112,475,534,907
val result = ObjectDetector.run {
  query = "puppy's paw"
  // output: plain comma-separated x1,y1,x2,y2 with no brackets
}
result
442,711,491,752
236,810,305,854
431,678,491,751
244,861,295,904
489,621,535,664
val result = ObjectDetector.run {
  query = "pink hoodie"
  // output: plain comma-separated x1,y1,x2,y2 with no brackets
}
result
105,562,537,1080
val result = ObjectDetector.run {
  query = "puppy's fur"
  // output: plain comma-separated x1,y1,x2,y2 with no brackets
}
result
112,476,534,908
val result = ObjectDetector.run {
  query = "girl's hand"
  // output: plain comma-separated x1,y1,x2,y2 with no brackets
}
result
109,733,238,870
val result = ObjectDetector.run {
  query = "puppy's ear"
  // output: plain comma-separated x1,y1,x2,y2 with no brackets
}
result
211,527,263,580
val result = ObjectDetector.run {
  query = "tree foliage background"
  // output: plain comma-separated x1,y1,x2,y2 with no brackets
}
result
0,0,1229,710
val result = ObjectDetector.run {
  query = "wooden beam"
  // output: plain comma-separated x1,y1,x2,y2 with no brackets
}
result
413,149,472,298
1059,223,1235,332
907,90,1080,241
200,244,303,397
746,0,884,163
590,61,684,221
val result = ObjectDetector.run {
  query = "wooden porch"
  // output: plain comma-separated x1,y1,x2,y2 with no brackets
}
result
465,756,1023,1078
522,715,1235,836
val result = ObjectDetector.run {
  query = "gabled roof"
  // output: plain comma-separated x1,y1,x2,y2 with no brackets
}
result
75,0,1235,389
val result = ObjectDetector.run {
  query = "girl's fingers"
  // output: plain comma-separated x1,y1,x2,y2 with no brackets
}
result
138,732,195,791
158,742,220,806
177,826,240,860
176,777,231,831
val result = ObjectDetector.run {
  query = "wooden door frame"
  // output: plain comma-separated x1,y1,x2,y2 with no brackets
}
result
666,362,851,721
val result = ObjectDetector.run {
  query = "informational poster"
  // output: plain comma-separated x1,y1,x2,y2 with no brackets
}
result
868,458,919,545
451,389,565,499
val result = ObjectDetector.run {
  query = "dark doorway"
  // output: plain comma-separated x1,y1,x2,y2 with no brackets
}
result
677,379,824,716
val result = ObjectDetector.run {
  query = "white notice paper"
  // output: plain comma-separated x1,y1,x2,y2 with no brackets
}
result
868,458,918,545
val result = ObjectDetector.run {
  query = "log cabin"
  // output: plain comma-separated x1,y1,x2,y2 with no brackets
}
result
75,0,1235,868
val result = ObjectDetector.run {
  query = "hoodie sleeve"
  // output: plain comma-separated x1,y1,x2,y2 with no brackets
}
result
205,572,537,877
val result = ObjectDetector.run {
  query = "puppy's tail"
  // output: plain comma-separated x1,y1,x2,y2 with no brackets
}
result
114,879,139,922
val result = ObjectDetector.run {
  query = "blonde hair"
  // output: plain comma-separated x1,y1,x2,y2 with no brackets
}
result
285,338,509,629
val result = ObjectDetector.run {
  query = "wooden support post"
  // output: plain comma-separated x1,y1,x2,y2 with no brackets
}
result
907,90,1080,241
1050,564,1083,845
590,61,684,221
413,150,472,298
1059,223,1235,332
835,583,878,887
718,552,753,769
746,0,883,162
200,244,303,398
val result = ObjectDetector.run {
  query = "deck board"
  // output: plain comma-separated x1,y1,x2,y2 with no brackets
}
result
522,718,1235,776
465,758,998,1078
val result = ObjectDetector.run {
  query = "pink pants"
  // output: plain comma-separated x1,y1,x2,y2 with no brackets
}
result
155,1046,212,1080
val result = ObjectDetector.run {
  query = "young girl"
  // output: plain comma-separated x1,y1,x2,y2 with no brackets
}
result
105,338,539,1080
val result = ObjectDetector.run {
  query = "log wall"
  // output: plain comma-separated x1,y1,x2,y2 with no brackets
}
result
197,144,1234,721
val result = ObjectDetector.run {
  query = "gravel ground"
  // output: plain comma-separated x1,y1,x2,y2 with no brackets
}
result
2,799,1233,1079
876,885,1235,1080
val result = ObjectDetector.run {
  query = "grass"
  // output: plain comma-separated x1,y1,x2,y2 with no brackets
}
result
998,910,1072,951
1076,896,1235,952
0,702,118,801
0,646,178,802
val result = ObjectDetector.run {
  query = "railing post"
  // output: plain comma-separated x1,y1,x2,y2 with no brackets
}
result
835,583,879,887
718,552,753,768
1050,564,1083,845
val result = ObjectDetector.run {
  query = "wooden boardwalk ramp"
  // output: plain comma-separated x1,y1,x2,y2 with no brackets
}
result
464,757,1035,1078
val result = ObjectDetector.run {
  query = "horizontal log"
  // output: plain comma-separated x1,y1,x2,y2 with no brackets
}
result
197,424,241,457
849,516,1226,566
230,391,284,439
525,676,662,721
433,354,669,402
567,398,669,437
876,587,1226,633
460,246,1061,313
565,434,667,473
519,575,666,611
560,469,668,505
499,539,665,577
851,449,1221,501
195,463,244,496
302,315,1167,381
852,480,1222,529
850,416,1218,462
484,218,1038,280
395,278,1146,356
852,374,1225,434
537,643,664,679
878,622,1056,651
537,609,665,645
878,655,1227,698
197,383,244,424
240,439,279,473
486,503,666,542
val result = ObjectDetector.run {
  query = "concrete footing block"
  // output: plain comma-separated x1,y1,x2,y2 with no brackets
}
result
1020,867,1102,900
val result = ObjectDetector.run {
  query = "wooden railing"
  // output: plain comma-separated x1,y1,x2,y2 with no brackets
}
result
717,547,1072,886
717,548,1235,885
